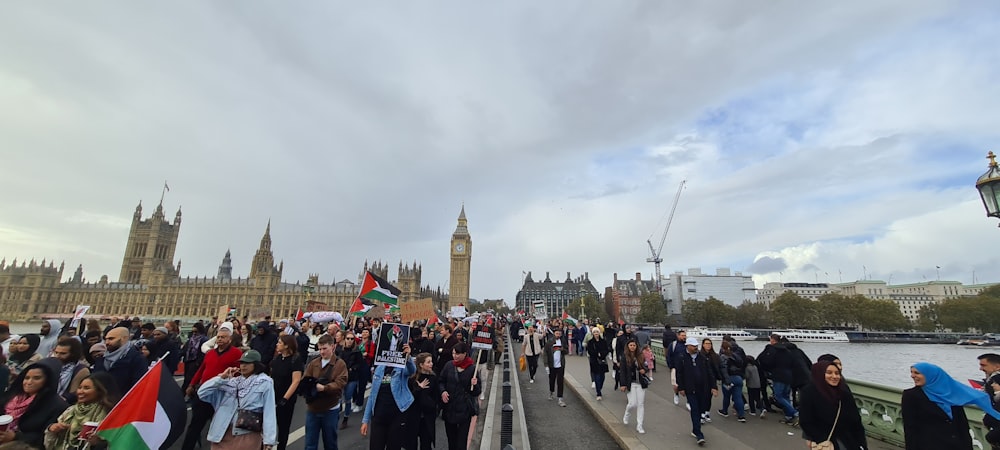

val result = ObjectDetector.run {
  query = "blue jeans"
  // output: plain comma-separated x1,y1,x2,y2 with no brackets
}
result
772,381,797,418
305,406,340,450
686,392,704,440
342,381,358,417
593,371,606,396
721,375,746,417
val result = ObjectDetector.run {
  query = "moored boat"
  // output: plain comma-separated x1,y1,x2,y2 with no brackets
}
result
774,329,850,343
685,326,757,341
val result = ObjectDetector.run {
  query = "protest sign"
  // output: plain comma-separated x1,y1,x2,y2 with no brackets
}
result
450,305,467,319
70,305,90,328
471,322,495,351
374,322,410,368
401,298,435,323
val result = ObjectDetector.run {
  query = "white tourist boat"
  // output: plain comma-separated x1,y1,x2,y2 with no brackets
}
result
685,327,757,341
776,329,850,343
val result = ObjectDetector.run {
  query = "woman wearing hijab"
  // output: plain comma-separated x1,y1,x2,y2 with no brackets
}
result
0,362,68,448
6,334,42,384
44,372,120,450
360,343,415,450
798,361,867,450
902,362,1000,449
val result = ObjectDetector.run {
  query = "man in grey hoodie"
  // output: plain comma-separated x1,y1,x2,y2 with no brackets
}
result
36,319,62,358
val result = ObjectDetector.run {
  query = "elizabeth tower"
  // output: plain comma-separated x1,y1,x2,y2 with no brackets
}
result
448,206,471,308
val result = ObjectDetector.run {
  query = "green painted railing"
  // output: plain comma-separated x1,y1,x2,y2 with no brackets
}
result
650,342,991,449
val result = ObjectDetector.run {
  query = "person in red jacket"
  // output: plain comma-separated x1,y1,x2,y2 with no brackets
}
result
181,323,242,450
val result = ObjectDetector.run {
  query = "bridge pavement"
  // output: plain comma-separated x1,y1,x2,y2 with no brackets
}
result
560,354,900,450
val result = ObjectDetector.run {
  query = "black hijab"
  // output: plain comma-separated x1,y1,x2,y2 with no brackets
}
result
10,334,40,363
811,360,846,404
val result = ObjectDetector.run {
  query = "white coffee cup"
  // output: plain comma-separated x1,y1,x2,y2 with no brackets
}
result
0,415,13,433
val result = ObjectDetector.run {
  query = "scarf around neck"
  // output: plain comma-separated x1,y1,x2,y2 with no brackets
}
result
454,356,474,371
102,343,131,370
5,393,35,430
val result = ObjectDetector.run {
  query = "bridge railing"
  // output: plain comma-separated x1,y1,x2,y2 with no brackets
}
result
650,341,991,448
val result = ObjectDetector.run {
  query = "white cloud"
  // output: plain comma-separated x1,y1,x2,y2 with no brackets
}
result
2,2,999,308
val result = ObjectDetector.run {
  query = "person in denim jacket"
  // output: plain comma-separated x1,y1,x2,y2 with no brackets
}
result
361,344,415,450
198,349,278,450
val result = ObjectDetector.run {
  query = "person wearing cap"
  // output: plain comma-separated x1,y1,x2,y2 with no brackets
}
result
543,328,568,407
675,336,718,446
146,326,181,374
198,349,278,449
182,323,243,450
87,343,107,365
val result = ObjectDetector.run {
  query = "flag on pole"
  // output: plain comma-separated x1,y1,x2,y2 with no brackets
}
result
359,271,401,306
427,315,442,330
562,311,578,326
95,360,185,450
349,297,375,317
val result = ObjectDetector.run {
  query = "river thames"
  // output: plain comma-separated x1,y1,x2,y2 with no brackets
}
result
8,322,987,390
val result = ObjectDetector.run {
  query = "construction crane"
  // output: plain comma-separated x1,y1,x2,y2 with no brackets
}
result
647,180,686,297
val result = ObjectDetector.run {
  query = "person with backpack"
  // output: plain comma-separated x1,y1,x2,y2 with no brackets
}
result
718,340,747,422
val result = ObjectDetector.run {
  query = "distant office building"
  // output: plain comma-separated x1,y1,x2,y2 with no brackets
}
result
834,279,999,322
756,282,835,308
662,268,757,313
604,272,657,325
515,271,599,319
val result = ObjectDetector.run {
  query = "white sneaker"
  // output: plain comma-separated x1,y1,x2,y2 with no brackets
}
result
637,425,645,434
686,403,691,411
558,399,566,407
673,394,680,405
596,396,603,401
623,412,630,425
529,379,534,383
591,382,595,388
352,405,362,413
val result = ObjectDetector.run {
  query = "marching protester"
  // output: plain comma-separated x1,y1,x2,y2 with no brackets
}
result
37,319,62,359
91,327,147,395
43,372,120,450
181,322,209,393
439,342,481,450
182,323,243,450
544,329,568,407
6,334,42,385
339,332,366,429
361,344,416,450
47,337,91,405
618,339,649,434
521,324,545,384
198,350,278,450
271,335,304,450
902,362,1000,449
302,334,348,450
798,361,868,450
409,352,438,450
0,362,68,448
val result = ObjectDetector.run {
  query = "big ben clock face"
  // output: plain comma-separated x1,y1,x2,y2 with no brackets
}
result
454,243,465,253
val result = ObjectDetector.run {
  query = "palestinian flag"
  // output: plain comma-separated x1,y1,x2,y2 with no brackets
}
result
427,315,442,330
295,308,304,322
349,297,375,317
359,271,401,306
95,360,185,450
562,311,578,326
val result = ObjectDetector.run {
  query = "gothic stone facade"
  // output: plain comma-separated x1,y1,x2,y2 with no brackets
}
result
0,201,442,322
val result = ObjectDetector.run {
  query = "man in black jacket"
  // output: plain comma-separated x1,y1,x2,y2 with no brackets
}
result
978,353,1000,449
675,337,717,446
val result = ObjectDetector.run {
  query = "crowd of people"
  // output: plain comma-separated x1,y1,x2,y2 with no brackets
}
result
0,312,507,450
511,318,1000,449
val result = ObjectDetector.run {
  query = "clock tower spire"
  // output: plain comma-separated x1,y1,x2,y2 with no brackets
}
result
448,205,471,308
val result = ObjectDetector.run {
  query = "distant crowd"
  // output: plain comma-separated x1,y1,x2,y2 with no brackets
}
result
0,312,508,450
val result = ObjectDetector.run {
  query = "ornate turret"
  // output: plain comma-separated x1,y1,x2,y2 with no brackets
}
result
218,249,233,281
250,221,281,287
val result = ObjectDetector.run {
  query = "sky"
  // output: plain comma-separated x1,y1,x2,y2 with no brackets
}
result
3,2,1000,307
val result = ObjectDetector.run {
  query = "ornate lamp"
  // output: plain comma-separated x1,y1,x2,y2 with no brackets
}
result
976,151,1000,225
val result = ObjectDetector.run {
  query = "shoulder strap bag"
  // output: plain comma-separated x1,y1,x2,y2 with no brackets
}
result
810,401,841,450
234,378,264,432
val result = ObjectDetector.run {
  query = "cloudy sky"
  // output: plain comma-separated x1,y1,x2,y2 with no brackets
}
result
3,2,1000,307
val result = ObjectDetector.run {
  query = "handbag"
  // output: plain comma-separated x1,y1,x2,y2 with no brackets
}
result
518,354,526,372
235,382,264,432
810,401,842,450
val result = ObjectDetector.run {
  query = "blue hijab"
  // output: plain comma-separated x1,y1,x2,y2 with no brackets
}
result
913,362,1000,420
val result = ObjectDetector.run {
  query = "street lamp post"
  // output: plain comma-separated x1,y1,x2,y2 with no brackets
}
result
976,151,1000,226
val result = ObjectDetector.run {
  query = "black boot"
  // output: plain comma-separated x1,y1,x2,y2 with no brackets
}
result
339,416,349,430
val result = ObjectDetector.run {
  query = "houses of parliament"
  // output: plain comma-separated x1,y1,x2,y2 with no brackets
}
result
0,200,473,322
